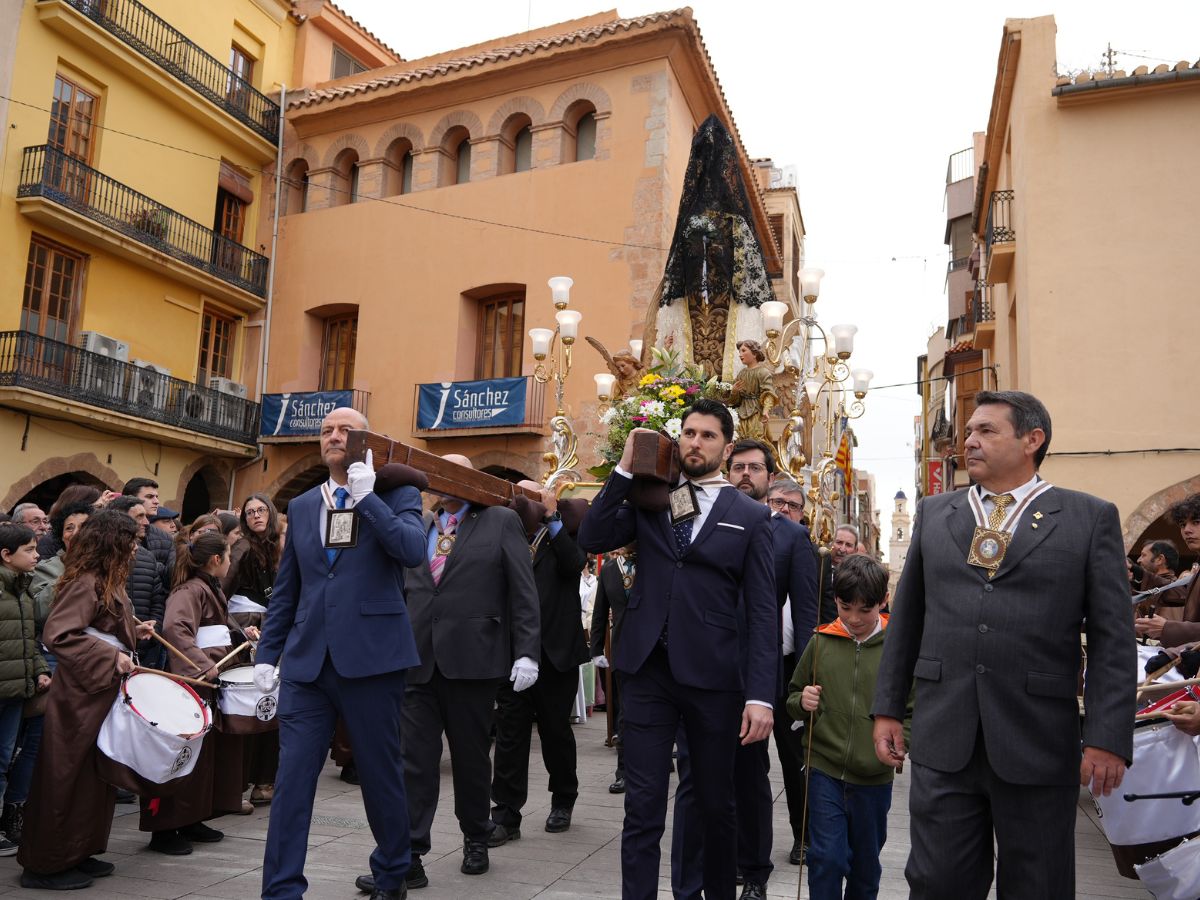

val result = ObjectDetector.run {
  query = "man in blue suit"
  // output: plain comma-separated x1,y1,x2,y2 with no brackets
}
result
579,398,777,900
671,438,818,899
255,407,426,900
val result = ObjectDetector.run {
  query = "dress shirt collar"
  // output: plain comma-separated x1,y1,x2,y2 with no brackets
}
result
973,473,1041,506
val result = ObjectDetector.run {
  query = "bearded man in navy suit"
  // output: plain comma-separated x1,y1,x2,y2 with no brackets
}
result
255,407,426,900
579,398,777,900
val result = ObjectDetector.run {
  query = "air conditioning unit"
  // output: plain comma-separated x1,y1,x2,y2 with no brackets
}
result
209,377,248,399
127,360,171,411
177,387,209,423
78,331,130,361
75,352,126,402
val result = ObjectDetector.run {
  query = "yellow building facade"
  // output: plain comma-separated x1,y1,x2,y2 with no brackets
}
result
0,0,393,516
927,16,1200,552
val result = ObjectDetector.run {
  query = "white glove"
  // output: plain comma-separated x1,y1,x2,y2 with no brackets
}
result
253,663,278,693
510,656,539,692
346,448,376,502
593,655,610,669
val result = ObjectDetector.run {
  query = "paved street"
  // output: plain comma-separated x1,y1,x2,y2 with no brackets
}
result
0,715,1149,898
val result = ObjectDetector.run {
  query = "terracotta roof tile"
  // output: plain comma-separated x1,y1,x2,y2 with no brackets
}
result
947,339,974,354
291,9,691,109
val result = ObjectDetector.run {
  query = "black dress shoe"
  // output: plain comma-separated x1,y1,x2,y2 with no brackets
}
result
461,838,489,875
740,881,766,899
608,775,625,794
356,873,374,893
341,760,360,785
789,840,804,865
545,807,572,833
369,889,405,900
179,821,224,842
20,868,94,890
76,857,115,878
148,830,193,856
357,858,428,893
487,821,520,847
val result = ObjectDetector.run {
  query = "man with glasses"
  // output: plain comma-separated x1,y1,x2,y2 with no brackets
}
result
11,505,49,539
767,480,806,524
671,438,818,898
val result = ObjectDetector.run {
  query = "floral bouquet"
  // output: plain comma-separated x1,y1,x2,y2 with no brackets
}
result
589,344,735,478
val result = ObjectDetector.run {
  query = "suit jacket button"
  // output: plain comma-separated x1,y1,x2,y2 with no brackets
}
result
676,561,683,569
978,624,988,634
984,584,994,593
976,664,986,674
327,573,335,579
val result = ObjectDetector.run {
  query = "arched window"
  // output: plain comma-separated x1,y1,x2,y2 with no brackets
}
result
498,115,533,175
562,101,598,163
384,138,413,196
332,148,358,206
284,159,309,214
441,126,472,186
455,136,471,184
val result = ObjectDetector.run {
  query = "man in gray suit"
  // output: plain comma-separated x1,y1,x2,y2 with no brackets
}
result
356,454,540,893
872,390,1135,900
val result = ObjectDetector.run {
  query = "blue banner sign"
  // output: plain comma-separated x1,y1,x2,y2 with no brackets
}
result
260,391,354,437
417,378,527,430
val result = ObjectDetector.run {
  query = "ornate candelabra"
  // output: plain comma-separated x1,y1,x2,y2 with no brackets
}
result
760,268,873,545
528,276,584,493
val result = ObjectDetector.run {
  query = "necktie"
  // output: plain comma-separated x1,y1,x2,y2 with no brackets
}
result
672,515,694,556
326,487,349,567
430,514,458,585
987,493,1015,530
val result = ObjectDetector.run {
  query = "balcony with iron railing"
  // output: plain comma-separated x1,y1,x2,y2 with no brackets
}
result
37,0,279,145
0,330,260,447
985,189,1015,282
18,145,268,304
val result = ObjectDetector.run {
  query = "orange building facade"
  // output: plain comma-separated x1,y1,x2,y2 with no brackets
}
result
237,9,799,505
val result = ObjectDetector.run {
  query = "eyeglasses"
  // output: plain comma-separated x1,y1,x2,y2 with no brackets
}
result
768,497,804,514
244,507,269,518
729,463,767,474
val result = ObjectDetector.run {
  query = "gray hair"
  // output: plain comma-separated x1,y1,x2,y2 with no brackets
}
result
12,503,40,522
975,390,1052,467
770,478,804,495
835,523,860,542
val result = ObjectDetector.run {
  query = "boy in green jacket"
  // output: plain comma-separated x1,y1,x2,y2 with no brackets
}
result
787,553,912,900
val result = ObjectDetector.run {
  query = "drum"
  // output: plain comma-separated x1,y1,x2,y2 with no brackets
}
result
96,671,210,794
1136,838,1200,900
216,666,279,734
1094,721,1200,846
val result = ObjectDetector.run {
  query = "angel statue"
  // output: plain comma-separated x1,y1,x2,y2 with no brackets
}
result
586,336,644,400
727,339,774,441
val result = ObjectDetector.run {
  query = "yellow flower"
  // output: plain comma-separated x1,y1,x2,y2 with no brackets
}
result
639,373,662,387
660,384,685,399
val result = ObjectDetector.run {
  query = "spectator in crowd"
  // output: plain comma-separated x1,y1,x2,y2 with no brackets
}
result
11,506,49,540
121,478,174,596
106,497,166,668
30,503,92,626
37,486,102,559
591,547,635,793
149,508,180,536
217,512,242,549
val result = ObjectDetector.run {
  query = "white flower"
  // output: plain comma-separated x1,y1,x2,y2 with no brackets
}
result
731,430,739,441
600,407,618,426
642,400,667,417
729,407,740,426
664,417,682,439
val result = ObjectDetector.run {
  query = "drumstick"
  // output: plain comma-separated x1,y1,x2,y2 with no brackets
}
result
211,641,252,673
1137,676,1200,695
133,665,215,689
132,617,204,673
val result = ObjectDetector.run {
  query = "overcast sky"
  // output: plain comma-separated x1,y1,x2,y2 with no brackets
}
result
339,0,1200,544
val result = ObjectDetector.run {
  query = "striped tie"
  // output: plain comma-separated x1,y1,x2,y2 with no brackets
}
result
430,514,457,585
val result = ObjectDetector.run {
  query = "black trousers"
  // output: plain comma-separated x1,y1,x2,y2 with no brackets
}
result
491,662,581,828
621,645,741,900
401,668,503,857
775,651,808,845
906,731,1078,900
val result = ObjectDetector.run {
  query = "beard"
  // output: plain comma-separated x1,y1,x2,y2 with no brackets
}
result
681,449,721,479
735,478,767,501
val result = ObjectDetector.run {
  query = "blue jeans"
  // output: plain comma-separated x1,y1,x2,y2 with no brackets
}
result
0,701,25,810
806,768,892,900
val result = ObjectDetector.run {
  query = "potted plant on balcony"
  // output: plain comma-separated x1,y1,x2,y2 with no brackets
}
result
129,207,169,240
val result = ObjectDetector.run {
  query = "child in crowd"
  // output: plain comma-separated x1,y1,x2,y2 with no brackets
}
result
787,553,912,900
0,523,51,856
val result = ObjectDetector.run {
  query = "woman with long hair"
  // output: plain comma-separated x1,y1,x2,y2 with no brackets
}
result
140,531,257,855
18,511,153,890
223,493,281,805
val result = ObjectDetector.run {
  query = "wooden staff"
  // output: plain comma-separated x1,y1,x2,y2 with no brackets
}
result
797,547,830,900
346,430,542,507
1138,676,1200,696
132,617,203,673
133,665,214,690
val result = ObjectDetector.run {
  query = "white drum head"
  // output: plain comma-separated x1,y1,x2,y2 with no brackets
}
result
125,672,208,736
219,666,256,685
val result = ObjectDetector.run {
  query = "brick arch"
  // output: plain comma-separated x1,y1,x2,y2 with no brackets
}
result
285,141,320,171
486,96,547,135
548,82,612,121
172,456,231,513
262,451,326,509
1,452,122,512
373,122,425,158
472,449,538,482
1123,472,1200,549
428,110,484,149
321,133,371,168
